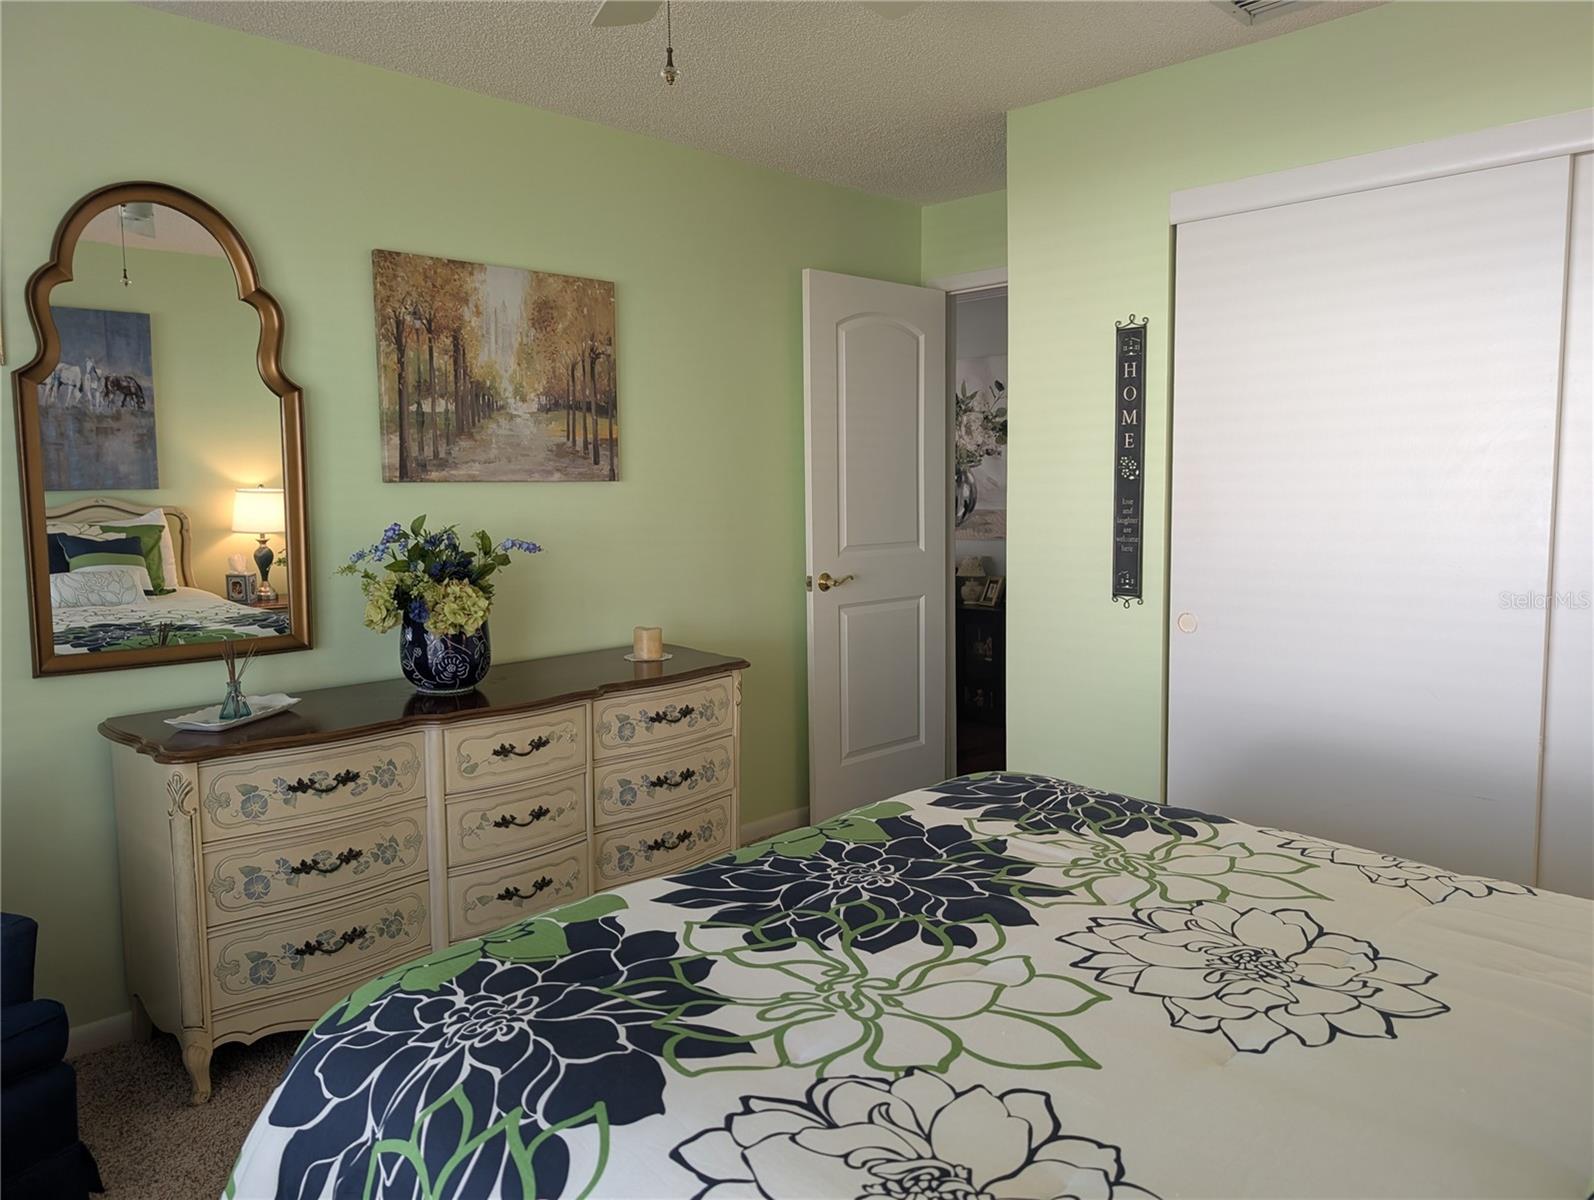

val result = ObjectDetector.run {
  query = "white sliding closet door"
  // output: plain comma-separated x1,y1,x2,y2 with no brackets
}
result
1168,156,1573,884
1539,152,1593,898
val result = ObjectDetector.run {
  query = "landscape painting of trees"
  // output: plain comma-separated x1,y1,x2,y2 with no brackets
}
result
371,250,617,482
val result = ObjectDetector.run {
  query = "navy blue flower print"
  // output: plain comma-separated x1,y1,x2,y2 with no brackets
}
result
929,773,1231,839
656,815,1071,951
263,915,745,1200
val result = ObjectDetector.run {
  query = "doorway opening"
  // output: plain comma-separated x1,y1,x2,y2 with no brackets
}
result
949,285,1007,774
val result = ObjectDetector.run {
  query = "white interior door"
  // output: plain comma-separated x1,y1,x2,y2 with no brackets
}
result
1168,156,1574,884
804,269,947,821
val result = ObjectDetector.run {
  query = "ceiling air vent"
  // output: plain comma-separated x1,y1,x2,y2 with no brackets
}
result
1214,0,1308,25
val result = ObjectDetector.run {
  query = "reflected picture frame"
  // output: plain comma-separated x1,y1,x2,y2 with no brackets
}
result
971,576,1005,608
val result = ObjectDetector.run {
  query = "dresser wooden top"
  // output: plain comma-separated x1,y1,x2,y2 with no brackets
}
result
98,645,749,764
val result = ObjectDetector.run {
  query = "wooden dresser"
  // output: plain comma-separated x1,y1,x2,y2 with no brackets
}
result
98,645,747,1103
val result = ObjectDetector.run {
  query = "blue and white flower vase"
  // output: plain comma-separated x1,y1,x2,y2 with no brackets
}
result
399,615,490,694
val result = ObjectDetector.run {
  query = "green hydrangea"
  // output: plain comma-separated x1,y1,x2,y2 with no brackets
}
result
425,579,491,636
360,574,401,633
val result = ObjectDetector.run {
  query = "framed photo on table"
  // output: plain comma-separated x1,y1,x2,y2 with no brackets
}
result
971,576,1004,608
225,572,258,604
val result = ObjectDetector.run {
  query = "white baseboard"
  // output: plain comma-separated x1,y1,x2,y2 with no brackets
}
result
741,807,809,845
67,1011,132,1059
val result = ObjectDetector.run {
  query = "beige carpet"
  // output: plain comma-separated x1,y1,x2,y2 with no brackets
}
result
75,1031,298,1199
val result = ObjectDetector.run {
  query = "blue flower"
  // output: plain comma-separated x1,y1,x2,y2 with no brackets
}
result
237,788,268,821
266,914,743,1199
242,872,271,901
928,773,1230,840
657,815,1071,952
247,957,277,986
497,537,543,554
407,597,429,623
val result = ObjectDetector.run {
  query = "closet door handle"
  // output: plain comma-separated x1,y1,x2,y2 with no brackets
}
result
816,572,855,592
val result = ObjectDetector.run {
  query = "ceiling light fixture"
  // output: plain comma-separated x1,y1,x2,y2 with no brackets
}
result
660,0,679,85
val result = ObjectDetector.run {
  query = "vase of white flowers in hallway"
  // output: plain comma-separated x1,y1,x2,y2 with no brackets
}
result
339,517,542,694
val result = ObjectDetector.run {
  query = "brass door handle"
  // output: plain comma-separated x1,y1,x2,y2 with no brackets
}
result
815,572,855,592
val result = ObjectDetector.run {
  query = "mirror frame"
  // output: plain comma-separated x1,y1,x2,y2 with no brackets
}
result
11,181,311,676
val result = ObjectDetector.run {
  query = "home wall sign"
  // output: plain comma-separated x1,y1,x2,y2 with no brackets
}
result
1112,315,1147,607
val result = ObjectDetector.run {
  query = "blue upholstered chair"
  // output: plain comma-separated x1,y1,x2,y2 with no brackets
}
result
1,914,103,1198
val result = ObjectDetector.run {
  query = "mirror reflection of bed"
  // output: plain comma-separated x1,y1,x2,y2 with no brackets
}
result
36,202,292,656
45,498,288,654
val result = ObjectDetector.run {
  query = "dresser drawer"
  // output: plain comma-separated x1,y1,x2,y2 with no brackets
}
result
592,676,735,761
592,794,734,889
204,804,426,927
208,880,429,1011
593,736,734,828
445,773,587,869
444,705,586,793
198,734,425,840
448,844,589,940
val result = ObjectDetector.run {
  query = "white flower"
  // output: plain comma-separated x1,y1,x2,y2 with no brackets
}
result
1062,903,1448,1053
672,1071,1158,1200
1266,831,1533,905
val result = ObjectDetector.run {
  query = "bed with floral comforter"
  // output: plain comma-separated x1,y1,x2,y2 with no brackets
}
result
226,773,1593,1200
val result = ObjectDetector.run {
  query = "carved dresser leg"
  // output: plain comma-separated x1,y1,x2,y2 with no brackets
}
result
180,1030,214,1105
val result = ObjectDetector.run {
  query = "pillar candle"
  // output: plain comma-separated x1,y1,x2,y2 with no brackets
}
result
633,626,664,660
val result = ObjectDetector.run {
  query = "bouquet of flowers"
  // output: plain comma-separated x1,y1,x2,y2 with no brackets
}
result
338,516,541,637
954,378,1008,471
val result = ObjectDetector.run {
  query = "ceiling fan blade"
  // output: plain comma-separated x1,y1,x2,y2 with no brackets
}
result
857,2,923,18
591,1,662,27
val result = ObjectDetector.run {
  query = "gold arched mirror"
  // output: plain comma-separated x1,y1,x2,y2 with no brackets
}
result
11,182,310,676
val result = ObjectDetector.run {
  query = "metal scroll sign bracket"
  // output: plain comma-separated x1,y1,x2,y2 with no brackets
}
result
1112,315,1148,608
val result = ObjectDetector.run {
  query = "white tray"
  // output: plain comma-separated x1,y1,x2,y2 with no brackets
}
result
165,693,301,733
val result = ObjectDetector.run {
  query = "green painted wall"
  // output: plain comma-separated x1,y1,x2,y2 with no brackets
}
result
1,1,919,1024
920,190,1006,281
1005,1,1594,802
47,242,285,595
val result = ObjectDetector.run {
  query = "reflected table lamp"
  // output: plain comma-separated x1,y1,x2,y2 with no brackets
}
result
233,486,285,603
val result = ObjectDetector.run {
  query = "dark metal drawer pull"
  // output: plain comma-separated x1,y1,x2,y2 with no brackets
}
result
492,736,553,760
287,847,364,876
643,768,696,791
644,705,695,726
496,876,553,902
293,926,366,957
644,828,695,853
492,805,552,829
285,769,362,796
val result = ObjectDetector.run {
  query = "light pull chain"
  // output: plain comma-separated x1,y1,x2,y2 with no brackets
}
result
118,204,131,287
661,0,679,85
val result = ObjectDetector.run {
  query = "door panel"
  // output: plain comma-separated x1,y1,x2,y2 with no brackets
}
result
1168,157,1573,884
841,597,924,760
805,270,947,821
840,319,923,551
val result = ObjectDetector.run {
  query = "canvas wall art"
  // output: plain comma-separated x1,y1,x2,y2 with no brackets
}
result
39,306,158,491
954,354,1007,540
372,249,617,482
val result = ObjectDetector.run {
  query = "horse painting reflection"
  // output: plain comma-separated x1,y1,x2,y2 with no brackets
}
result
39,306,158,490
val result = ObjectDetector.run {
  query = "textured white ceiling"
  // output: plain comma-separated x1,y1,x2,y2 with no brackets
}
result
149,0,1373,203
